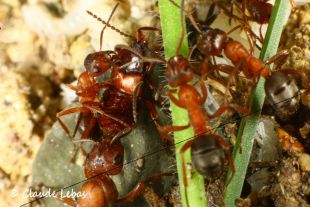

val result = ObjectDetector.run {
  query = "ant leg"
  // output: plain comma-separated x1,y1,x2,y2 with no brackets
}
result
289,0,295,9
226,24,243,35
116,172,173,204
66,84,78,91
243,27,256,55
167,90,185,108
168,0,202,34
57,107,92,140
216,64,236,74
70,112,83,162
72,112,83,140
188,45,197,60
217,2,244,22
146,78,169,112
228,2,233,25
209,133,235,172
259,24,264,43
264,49,290,70
208,103,249,119
241,0,247,13
205,3,218,26
78,116,97,156
180,140,194,207
110,127,133,145
132,82,144,123
85,105,131,128
198,71,208,105
146,100,189,145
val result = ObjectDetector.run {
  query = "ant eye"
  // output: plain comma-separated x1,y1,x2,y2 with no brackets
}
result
113,154,123,166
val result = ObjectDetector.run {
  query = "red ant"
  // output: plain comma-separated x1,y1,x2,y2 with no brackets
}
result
168,0,286,107
57,4,166,155
151,0,249,205
56,4,123,155
214,0,295,42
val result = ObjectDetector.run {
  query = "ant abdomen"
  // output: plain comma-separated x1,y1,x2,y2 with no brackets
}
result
191,136,225,178
84,51,118,76
265,71,300,120
77,176,118,207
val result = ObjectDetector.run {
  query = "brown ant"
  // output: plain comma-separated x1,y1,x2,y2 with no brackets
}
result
169,0,291,108
54,135,171,207
168,0,280,83
152,0,249,205
213,0,295,42
57,4,165,154
56,4,121,152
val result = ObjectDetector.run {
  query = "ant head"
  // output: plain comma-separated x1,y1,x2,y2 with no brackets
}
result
197,28,227,57
87,138,124,176
84,51,117,77
166,55,193,87
248,2,272,24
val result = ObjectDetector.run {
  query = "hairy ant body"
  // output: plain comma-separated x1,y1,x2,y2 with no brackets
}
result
56,4,121,149
57,5,164,152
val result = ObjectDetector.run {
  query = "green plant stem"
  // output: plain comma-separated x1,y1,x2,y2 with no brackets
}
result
158,0,207,207
224,0,291,205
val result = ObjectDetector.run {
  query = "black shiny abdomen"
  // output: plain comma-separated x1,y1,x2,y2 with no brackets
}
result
191,135,225,179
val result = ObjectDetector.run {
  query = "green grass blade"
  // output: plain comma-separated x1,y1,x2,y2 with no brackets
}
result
224,0,291,205
158,0,207,207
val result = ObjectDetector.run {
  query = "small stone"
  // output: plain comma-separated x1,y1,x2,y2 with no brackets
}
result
298,153,310,172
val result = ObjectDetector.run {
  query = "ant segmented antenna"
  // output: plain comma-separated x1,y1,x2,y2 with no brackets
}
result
87,7,135,50
169,0,185,56
99,3,119,51
168,0,202,34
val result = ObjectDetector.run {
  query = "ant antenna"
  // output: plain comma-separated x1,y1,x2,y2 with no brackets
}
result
168,0,202,34
175,0,185,56
100,3,119,51
87,8,135,50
